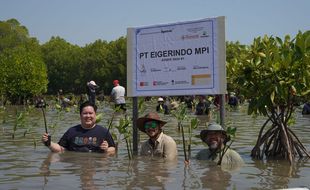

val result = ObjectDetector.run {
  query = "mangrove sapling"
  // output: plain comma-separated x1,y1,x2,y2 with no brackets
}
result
12,108,26,139
95,113,104,123
104,106,133,159
0,106,7,135
106,106,121,130
171,103,189,161
101,107,119,149
188,117,199,158
0,105,7,124
115,116,133,159
11,106,37,147
104,97,145,159
217,126,237,165
55,102,66,121
23,122,38,148
138,97,146,115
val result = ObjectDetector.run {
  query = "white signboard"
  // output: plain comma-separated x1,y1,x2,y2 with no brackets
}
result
127,16,226,97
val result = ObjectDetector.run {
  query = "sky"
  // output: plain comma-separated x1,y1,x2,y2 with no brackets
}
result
0,0,309,46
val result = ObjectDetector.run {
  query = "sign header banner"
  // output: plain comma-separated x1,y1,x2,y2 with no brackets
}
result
127,16,226,97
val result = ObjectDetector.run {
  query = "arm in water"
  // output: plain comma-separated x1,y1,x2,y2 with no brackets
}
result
42,133,65,153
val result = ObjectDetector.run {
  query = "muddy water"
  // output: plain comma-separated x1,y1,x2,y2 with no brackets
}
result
0,102,309,189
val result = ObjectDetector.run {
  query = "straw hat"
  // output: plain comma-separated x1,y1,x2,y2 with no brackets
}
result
137,112,167,133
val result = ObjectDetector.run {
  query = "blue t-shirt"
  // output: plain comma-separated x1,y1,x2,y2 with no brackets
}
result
58,124,115,153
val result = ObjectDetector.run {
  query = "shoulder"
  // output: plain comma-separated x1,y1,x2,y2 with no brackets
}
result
93,125,108,131
162,134,176,144
226,148,240,156
225,148,244,163
67,124,82,131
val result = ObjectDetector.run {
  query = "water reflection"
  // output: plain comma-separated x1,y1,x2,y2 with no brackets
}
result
40,152,112,190
126,158,177,189
200,165,232,190
249,159,310,189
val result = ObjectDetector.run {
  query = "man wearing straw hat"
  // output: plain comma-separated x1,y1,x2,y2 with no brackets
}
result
137,112,177,161
196,123,243,165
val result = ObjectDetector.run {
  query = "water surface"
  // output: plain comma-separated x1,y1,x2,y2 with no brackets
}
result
0,102,309,189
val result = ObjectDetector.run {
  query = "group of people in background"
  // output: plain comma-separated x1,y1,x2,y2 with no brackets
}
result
154,93,241,117
53,79,127,111
86,79,126,112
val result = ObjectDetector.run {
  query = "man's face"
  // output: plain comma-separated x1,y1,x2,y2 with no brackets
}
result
144,120,161,138
205,131,225,150
80,106,96,128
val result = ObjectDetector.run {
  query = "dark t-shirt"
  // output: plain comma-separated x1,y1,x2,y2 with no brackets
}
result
58,124,115,153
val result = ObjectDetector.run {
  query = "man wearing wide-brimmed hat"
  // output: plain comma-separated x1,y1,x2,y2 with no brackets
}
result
196,123,243,165
137,112,177,160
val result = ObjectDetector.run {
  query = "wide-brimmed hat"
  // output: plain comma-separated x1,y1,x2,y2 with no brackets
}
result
170,101,179,110
200,123,229,142
137,112,167,133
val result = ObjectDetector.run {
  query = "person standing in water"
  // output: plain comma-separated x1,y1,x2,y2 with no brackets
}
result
86,80,99,105
110,79,126,112
41,101,116,154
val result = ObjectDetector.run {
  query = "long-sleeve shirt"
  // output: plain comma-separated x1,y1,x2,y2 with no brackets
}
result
196,147,244,166
140,132,177,161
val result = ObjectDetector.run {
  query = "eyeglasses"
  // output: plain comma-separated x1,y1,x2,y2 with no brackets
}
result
144,121,158,130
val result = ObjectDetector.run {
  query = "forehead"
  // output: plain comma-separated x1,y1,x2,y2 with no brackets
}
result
81,106,95,113
206,131,222,136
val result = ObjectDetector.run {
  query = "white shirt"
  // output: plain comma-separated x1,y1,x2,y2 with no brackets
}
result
111,85,126,104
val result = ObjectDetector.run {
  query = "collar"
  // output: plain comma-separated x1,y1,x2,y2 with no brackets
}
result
148,132,164,144
81,124,96,130
156,132,164,142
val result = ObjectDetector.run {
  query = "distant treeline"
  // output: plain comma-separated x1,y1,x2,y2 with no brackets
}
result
0,18,126,104
1,18,309,106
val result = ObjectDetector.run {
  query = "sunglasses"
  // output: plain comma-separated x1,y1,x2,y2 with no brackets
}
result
144,121,158,130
